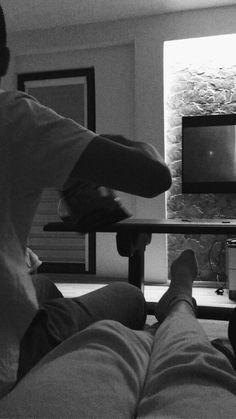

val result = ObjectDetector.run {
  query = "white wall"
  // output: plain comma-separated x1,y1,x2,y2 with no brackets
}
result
4,4,236,282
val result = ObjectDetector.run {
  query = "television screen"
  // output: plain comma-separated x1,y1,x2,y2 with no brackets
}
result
182,114,236,193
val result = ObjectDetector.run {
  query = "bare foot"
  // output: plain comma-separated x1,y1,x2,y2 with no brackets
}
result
155,249,198,322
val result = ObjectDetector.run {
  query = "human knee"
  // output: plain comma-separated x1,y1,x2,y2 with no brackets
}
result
109,282,146,314
105,282,147,330
109,281,144,300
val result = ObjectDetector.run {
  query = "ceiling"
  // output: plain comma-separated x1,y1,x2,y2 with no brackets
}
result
1,0,236,33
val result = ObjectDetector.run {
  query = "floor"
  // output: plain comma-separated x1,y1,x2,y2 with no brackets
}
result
55,282,234,340
55,282,235,307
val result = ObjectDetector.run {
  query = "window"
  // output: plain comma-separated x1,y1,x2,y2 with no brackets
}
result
18,68,96,276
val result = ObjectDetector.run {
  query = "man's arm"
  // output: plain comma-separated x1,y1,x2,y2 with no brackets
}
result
66,134,171,198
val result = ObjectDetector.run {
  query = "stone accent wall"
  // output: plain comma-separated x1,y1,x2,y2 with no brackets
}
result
165,62,236,281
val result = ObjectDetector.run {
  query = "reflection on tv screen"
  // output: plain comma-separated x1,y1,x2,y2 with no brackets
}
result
182,115,236,193
184,125,236,182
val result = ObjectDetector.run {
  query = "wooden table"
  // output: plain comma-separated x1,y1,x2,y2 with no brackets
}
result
44,218,236,320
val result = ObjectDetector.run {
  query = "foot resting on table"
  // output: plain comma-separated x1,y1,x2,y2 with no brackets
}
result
155,249,198,323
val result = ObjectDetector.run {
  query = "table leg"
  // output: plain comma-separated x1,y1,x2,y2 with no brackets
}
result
116,232,152,292
129,248,145,293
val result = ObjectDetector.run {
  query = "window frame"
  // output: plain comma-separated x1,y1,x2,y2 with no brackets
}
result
18,68,96,276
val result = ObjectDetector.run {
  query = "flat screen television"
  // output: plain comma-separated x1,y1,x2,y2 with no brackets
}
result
182,114,236,193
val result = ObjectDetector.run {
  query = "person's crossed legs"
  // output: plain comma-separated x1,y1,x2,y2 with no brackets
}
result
18,281,147,381
19,250,197,382
155,249,236,371
137,249,236,418
155,248,198,322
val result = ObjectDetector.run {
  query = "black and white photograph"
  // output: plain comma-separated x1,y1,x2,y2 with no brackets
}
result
0,1,236,417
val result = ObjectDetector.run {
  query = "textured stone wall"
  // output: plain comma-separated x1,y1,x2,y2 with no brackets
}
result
165,61,236,281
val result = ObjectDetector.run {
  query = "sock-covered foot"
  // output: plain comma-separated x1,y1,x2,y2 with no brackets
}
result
155,249,198,322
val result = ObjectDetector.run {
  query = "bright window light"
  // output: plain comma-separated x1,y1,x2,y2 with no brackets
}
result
164,33,236,69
